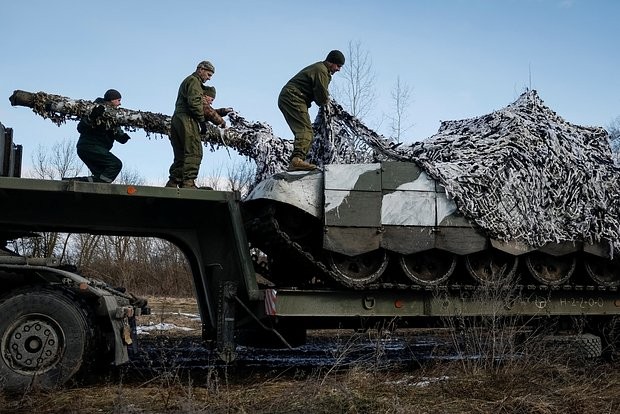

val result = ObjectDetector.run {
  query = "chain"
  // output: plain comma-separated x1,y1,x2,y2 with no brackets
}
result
245,207,618,294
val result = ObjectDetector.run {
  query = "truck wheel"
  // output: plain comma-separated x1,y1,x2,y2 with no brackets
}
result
542,333,602,360
0,287,92,391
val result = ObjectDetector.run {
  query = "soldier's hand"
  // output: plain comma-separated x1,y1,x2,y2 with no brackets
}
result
222,107,234,115
90,105,105,120
199,121,208,134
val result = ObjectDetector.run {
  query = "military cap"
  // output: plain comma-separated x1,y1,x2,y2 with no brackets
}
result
326,50,345,65
197,60,215,73
103,89,122,101
202,86,216,98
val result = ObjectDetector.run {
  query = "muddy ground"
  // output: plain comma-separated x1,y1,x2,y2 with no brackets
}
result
2,297,620,413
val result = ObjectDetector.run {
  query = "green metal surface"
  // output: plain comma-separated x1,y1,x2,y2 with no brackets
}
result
0,177,257,336
267,288,620,318
381,161,426,190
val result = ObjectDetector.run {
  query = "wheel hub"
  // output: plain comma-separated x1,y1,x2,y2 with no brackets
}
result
327,249,389,286
2,315,63,374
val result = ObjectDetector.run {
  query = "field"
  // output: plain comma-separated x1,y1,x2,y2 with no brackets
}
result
2,297,620,414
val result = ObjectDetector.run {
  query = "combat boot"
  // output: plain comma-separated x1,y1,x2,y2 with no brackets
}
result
288,157,317,172
165,178,180,188
181,179,199,189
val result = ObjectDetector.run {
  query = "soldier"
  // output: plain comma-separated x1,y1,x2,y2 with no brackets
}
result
166,60,215,189
72,89,131,183
278,50,345,171
201,86,233,129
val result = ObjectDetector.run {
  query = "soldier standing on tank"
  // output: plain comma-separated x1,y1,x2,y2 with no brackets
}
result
72,89,131,183
278,50,345,171
166,60,215,189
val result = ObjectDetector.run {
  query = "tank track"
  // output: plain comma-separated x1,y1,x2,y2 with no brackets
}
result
245,207,620,294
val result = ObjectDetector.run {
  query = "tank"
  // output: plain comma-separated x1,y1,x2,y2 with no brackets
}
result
10,88,620,290
243,161,619,290
243,90,620,291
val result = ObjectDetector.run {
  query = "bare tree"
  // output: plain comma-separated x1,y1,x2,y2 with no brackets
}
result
117,167,146,185
331,40,376,121
388,76,414,143
226,160,256,196
22,140,83,258
608,116,620,165
30,139,83,179
199,164,225,190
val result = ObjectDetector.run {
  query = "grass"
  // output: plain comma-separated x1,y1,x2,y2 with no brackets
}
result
3,296,620,413
2,359,620,413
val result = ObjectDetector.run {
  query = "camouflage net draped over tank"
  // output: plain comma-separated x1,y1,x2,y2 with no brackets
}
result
8,90,293,181
10,89,620,254
312,91,620,254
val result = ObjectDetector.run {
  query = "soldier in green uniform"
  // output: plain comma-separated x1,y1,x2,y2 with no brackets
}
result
74,89,131,183
278,50,345,171
166,60,215,189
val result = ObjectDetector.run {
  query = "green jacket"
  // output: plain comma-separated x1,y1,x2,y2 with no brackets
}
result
281,61,332,107
173,73,205,122
77,98,129,150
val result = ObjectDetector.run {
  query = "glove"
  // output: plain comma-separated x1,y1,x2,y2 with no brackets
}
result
117,133,131,144
199,121,208,134
90,105,105,120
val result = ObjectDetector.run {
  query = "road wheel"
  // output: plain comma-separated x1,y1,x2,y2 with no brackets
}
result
0,286,93,391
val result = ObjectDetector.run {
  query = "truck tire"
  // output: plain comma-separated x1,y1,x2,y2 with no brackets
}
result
0,286,93,391
542,333,602,360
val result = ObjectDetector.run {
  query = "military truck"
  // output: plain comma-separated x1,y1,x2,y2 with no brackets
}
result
1,120,618,391
0,121,150,390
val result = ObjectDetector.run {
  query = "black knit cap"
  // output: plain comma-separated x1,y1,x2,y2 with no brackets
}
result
103,89,122,101
326,50,345,65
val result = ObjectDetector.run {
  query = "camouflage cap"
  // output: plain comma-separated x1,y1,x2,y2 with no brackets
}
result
202,85,216,98
197,60,215,73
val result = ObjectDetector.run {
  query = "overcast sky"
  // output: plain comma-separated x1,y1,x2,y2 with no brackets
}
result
2,0,618,184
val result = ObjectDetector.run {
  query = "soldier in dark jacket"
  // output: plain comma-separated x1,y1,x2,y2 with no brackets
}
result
201,86,233,128
166,60,215,189
75,89,130,183
278,50,345,171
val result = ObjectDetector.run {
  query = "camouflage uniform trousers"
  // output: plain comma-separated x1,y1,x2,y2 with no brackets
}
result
76,143,122,183
168,112,203,182
278,86,313,160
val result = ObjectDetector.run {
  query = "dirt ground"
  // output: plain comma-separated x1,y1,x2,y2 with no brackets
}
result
2,297,620,413
139,296,203,336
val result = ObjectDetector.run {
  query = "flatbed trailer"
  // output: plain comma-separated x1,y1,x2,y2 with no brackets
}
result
3,176,620,390
3,122,620,390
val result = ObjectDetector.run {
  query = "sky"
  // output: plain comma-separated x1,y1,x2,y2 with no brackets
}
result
1,0,619,185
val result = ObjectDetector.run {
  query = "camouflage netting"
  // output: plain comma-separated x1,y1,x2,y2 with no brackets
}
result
8,90,293,183
314,90,620,254
11,89,620,254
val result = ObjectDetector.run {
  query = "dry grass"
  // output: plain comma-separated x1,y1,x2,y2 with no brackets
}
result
2,360,620,413
3,296,620,413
